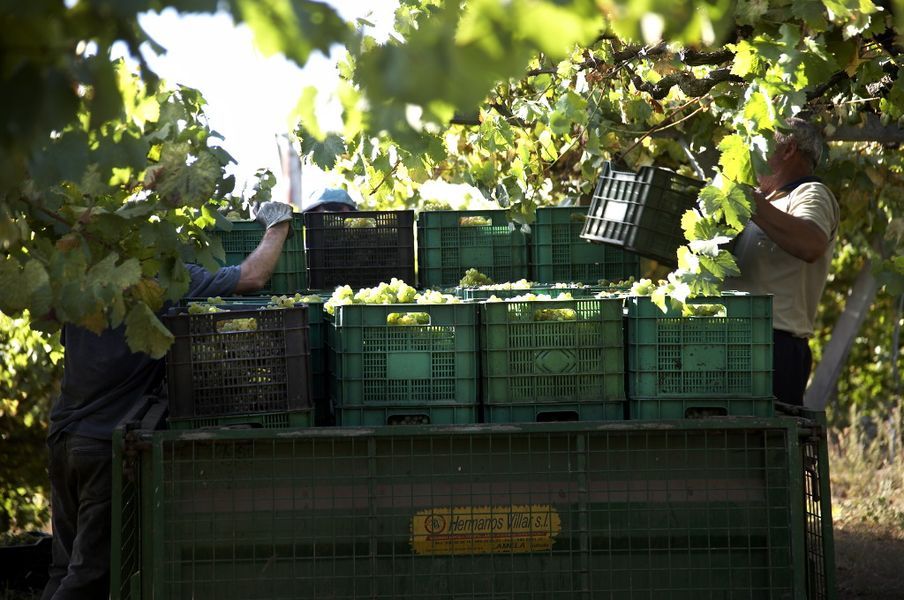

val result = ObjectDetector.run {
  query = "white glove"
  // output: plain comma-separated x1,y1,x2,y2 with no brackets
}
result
254,201,294,238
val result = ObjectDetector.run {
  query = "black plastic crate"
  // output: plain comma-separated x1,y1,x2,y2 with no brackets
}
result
182,296,329,425
168,409,313,430
581,162,704,266
163,305,311,421
303,210,415,289
0,532,52,593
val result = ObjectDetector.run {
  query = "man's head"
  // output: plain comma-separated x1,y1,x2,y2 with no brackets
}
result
302,188,357,213
759,118,825,194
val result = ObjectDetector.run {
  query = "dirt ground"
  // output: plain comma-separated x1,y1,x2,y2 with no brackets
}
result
2,524,898,599
835,525,904,600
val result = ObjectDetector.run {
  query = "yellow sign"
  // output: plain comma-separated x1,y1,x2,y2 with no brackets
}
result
411,505,561,555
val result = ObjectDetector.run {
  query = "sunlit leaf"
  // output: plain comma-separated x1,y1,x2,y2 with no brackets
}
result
718,135,756,186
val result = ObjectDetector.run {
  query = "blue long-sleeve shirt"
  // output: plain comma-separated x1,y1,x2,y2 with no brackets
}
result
49,263,241,440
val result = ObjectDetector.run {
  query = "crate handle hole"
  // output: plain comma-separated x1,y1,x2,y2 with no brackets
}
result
343,217,377,228
387,414,430,425
387,312,431,326
216,317,258,333
684,406,728,418
532,308,577,322
458,216,492,227
683,303,727,318
536,410,579,422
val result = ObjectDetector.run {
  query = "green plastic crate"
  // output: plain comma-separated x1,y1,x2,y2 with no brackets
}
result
629,397,775,420
581,162,704,267
168,409,312,430
484,400,625,423
480,297,625,405
211,218,306,294
117,418,807,600
626,293,773,399
337,403,477,426
417,210,529,288
533,206,642,283
328,302,479,407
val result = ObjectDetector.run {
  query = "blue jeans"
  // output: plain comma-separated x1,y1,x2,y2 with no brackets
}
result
41,433,112,600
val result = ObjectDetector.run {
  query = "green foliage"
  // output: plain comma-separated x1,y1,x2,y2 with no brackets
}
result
3,62,239,357
0,314,62,533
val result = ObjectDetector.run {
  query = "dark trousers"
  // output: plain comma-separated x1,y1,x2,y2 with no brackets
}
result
773,329,812,406
41,433,112,600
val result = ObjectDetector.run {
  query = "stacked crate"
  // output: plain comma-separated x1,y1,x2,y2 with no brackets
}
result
417,210,529,288
457,282,605,300
480,296,625,422
327,302,479,425
304,210,415,289
624,293,775,419
532,205,641,283
180,296,330,424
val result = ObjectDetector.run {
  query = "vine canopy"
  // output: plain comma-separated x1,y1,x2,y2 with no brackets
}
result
0,0,902,355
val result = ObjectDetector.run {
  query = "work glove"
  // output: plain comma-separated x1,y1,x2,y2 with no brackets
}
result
254,201,295,239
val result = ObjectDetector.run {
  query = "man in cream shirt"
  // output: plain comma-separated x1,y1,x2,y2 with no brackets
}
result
726,118,839,405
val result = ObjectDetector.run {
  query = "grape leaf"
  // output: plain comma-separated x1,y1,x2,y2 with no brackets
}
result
0,258,28,313
718,135,756,186
698,250,741,279
720,181,753,231
300,133,347,169
87,254,142,293
124,303,174,359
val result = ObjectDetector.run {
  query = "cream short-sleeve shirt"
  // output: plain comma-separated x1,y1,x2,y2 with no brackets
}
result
725,181,839,338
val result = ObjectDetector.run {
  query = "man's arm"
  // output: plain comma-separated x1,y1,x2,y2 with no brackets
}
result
751,193,830,263
235,222,290,293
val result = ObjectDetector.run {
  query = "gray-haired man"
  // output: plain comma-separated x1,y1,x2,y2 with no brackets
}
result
726,118,840,405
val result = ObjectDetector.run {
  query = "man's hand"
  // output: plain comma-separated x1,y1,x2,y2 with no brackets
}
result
254,201,295,238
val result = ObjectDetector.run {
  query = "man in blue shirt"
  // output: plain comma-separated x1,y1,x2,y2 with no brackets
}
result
41,201,294,600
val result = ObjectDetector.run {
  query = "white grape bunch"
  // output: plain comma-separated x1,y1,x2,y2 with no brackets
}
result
324,279,459,315
458,268,494,287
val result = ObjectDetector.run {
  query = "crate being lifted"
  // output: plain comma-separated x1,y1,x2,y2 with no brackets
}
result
210,217,306,294
581,162,704,266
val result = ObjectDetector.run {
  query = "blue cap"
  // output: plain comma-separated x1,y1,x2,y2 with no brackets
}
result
302,188,357,212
